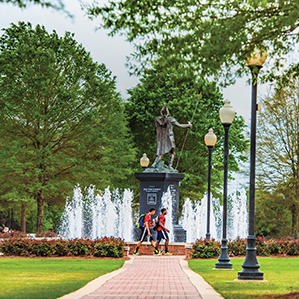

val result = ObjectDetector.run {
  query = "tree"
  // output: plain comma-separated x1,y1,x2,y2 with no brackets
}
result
126,64,248,203
256,78,299,238
0,22,136,233
2,0,64,9
86,0,299,84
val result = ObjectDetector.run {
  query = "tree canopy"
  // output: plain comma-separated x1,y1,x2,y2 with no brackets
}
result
2,0,64,9
0,22,136,233
256,77,299,238
86,0,299,84
126,64,248,203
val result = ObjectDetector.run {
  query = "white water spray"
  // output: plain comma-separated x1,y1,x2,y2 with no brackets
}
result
160,187,174,242
181,189,248,241
60,185,134,241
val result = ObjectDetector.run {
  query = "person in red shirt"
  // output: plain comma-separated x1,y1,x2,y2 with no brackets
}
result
155,208,172,255
133,208,160,256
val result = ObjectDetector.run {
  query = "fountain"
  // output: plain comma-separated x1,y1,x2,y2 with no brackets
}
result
59,185,134,241
59,185,248,243
180,189,248,242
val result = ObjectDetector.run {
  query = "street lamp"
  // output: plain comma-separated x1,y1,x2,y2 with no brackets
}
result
140,153,150,171
238,46,267,280
215,99,235,269
204,128,217,240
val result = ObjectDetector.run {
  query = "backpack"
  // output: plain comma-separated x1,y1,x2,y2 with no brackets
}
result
136,214,146,229
152,217,160,231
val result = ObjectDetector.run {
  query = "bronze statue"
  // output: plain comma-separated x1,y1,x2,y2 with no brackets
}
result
151,103,192,170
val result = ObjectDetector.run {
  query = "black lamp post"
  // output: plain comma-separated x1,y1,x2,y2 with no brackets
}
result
238,46,267,280
215,99,235,269
204,128,217,240
140,153,150,171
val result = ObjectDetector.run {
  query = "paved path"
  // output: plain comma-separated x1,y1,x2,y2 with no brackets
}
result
60,256,223,299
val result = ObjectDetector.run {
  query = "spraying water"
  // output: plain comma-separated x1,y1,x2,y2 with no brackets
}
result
180,189,248,241
59,185,248,242
160,187,174,242
181,195,218,242
59,185,134,241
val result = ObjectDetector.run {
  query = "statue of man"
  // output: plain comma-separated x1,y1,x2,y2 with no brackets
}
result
152,103,192,170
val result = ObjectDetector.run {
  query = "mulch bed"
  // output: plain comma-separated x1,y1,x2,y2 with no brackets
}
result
0,255,130,260
261,292,299,299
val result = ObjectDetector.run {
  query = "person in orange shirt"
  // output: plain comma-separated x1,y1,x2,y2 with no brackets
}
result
133,208,160,256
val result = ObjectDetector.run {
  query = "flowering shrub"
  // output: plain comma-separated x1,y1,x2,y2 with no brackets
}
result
256,236,271,256
192,239,221,258
94,237,124,258
0,237,124,257
228,238,247,256
68,239,94,256
192,237,299,258
0,230,28,239
35,230,58,238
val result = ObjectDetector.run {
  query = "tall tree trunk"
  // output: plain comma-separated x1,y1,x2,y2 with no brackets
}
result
291,203,299,239
36,192,44,234
21,202,27,233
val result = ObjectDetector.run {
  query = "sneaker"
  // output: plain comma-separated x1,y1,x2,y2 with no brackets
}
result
153,251,162,256
133,252,141,256
164,252,172,255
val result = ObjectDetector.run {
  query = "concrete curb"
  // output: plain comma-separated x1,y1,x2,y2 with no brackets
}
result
179,257,224,299
58,257,134,299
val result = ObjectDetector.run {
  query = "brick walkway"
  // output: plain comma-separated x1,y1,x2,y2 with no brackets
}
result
81,256,202,299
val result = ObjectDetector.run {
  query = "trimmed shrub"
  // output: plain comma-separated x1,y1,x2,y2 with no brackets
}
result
228,238,247,256
0,230,28,239
256,236,271,256
0,237,124,258
94,237,124,258
35,230,58,238
192,239,220,258
191,237,299,258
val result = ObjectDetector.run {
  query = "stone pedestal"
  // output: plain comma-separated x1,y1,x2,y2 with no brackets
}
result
134,172,186,242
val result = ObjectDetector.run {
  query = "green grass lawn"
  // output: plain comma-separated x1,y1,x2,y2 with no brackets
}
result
189,257,299,299
0,258,124,299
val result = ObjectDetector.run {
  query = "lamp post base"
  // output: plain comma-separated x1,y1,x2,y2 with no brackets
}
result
215,239,233,269
206,233,211,240
238,235,264,280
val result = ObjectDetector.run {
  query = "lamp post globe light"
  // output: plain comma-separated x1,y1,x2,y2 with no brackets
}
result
215,99,235,269
140,153,150,171
204,128,217,240
238,46,267,280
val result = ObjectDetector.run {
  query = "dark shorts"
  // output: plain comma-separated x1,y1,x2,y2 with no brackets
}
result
157,230,169,241
139,227,154,242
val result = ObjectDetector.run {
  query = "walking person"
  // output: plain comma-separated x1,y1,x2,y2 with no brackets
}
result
155,208,172,255
133,208,160,256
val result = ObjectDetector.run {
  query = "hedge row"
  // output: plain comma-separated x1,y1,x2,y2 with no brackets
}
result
0,230,57,239
0,237,124,258
192,236,299,258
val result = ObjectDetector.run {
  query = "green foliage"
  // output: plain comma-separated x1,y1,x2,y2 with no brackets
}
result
126,65,248,201
192,239,220,258
0,237,125,257
86,0,299,84
192,237,299,259
94,237,124,258
256,78,299,238
0,22,136,232
228,238,247,256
